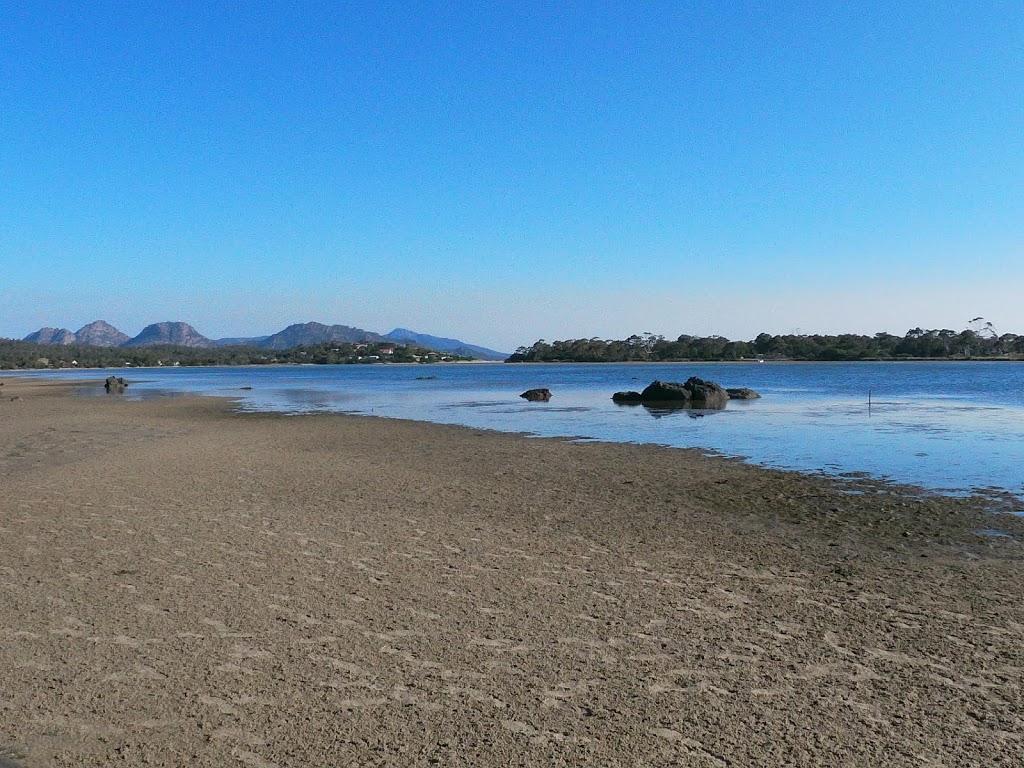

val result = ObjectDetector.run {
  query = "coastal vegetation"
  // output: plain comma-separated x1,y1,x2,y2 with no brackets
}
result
7,323,1021,370
507,324,1024,362
0,340,472,370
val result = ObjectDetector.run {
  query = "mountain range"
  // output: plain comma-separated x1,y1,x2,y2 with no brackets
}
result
20,321,508,360
383,328,508,361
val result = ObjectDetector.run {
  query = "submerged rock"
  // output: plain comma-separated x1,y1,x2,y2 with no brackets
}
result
104,376,128,394
726,387,761,400
520,388,552,402
612,390,643,403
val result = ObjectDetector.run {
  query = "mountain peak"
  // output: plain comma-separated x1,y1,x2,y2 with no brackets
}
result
123,322,214,348
74,320,130,347
24,327,76,345
259,322,383,350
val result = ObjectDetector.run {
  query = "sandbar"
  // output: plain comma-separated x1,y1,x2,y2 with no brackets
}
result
1,377,1021,766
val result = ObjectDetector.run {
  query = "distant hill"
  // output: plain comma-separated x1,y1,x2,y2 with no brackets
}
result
24,327,76,345
214,335,271,347
74,320,130,347
384,328,508,361
19,319,503,359
123,322,215,348
257,322,384,350
23,320,130,347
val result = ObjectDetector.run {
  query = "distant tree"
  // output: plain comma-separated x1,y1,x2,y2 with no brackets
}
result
968,317,997,339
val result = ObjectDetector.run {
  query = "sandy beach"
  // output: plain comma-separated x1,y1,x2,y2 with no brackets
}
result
1,377,1022,767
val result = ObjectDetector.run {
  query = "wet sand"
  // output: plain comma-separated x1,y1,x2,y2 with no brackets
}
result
1,377,1022,766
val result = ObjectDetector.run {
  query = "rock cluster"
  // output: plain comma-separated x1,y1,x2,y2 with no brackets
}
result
613,378,759,409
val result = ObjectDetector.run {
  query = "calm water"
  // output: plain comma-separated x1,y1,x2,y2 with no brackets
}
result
18,362,1024,499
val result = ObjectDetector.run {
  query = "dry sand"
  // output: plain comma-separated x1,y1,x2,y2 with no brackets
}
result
0,377,1022,767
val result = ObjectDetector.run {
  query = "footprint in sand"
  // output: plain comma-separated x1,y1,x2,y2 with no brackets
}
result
556,636,619,664
201,618,252,638
469,637,513,648
201,696,241,716
137,603,172,616
309,655,372,677
229,644,273,662
541,679,598,709
502,720,538,736
651,730,730,767
502,721,592,747
214,728,267,748
445,687,506,708
268,604,323,626
103,664,167,682
230,747,279,768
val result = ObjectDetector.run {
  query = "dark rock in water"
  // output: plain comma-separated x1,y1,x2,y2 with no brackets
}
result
520,388,552,402
612,391,643,403
639,377,729,409
681,377,729,407
640,380,692,403
726,387,761,400
104,376,128,394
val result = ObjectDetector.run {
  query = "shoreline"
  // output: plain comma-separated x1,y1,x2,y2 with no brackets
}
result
1,379,1022,765
5,355,1024,374
503,357,1024,364
11,371,1024,507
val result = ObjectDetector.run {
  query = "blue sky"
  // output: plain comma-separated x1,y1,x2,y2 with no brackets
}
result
2,2,1021,351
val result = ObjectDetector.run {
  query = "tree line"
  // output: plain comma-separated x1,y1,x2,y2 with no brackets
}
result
0,340,471,369
507,326,1024,363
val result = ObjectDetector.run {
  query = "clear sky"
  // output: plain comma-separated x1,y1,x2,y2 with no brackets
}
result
2,2,1021,351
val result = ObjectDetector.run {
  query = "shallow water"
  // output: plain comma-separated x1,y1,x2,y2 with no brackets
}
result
17,361,1024,499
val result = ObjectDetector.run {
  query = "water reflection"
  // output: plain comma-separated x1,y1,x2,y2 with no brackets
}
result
641,405,728,419
610,399,733,417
